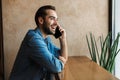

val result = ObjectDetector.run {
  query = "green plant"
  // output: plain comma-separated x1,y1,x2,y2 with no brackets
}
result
86,32,120,73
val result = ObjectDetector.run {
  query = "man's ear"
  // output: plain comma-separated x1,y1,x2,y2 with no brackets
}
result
38,17,44,24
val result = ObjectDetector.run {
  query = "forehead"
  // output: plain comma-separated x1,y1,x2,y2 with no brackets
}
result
45,9,58,18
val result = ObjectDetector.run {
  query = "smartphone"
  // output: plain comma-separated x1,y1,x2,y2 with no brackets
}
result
54,26,62,38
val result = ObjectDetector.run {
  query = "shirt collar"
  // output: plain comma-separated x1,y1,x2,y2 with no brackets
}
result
35,27,51,42
35,27,43,37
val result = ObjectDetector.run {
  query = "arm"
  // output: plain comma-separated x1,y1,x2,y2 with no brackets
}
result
28,35,64,73
58,27,68,64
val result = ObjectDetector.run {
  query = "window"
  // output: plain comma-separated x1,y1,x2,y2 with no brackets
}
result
112,0,120,79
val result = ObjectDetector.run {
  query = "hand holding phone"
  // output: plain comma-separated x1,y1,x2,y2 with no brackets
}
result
54,26,62,38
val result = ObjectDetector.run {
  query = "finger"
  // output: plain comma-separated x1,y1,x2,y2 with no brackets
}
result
56,22,61,28
60,28,65,33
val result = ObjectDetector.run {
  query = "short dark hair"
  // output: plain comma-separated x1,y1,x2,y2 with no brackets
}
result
35,5,56,26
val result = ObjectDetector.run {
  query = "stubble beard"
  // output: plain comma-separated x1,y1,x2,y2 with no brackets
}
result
43,22,54,35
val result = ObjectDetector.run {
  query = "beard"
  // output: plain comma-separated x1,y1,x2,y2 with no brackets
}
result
42,22,54,35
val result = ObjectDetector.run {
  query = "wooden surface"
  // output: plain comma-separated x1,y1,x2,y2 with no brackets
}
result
59,56,119,80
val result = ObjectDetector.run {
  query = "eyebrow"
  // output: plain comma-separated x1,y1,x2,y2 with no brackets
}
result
49,16,58,20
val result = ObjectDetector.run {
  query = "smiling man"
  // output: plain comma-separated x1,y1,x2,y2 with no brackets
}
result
9,5,68,80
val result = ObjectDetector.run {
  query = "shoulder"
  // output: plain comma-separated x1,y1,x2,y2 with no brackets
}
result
25,29,43,42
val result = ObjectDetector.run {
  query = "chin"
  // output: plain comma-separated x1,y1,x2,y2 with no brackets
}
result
51,31,55,34
48,32,55,35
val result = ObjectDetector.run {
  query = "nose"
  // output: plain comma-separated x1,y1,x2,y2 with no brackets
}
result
55,18,58,23
53,19,58,26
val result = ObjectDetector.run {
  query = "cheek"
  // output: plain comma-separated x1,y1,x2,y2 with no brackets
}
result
44,20,51,26
48,20,54,25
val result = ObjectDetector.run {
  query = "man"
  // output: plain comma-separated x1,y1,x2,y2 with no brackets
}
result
9,5,68,80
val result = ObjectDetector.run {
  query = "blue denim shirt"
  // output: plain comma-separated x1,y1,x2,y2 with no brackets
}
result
9,28,64,80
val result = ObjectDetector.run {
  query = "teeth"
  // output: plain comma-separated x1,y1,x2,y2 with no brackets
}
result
51,26,55,29
52,27,55,29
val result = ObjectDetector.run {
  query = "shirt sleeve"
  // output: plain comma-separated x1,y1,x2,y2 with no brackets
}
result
49,42,61,58
27,35,64,73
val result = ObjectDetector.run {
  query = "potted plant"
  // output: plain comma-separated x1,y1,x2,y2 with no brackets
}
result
86,32,120,73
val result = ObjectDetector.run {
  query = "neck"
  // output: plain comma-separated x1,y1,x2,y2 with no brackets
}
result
42,33,48,39
37,26,48,39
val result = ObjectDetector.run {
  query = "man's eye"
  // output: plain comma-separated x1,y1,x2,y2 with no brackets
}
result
49,16,58,21
50,17,55,20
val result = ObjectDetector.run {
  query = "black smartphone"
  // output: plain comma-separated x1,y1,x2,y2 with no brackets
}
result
54,27,62,38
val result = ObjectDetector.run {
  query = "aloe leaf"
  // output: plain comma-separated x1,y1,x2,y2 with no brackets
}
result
90,33,97,62
99,36,103,66
100,35,107,67
103,34,111,67
86,35,93,59
86,32,120,73
93,36,100,63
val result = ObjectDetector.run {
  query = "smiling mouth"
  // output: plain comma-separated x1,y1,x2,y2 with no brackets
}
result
51,25,57,31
